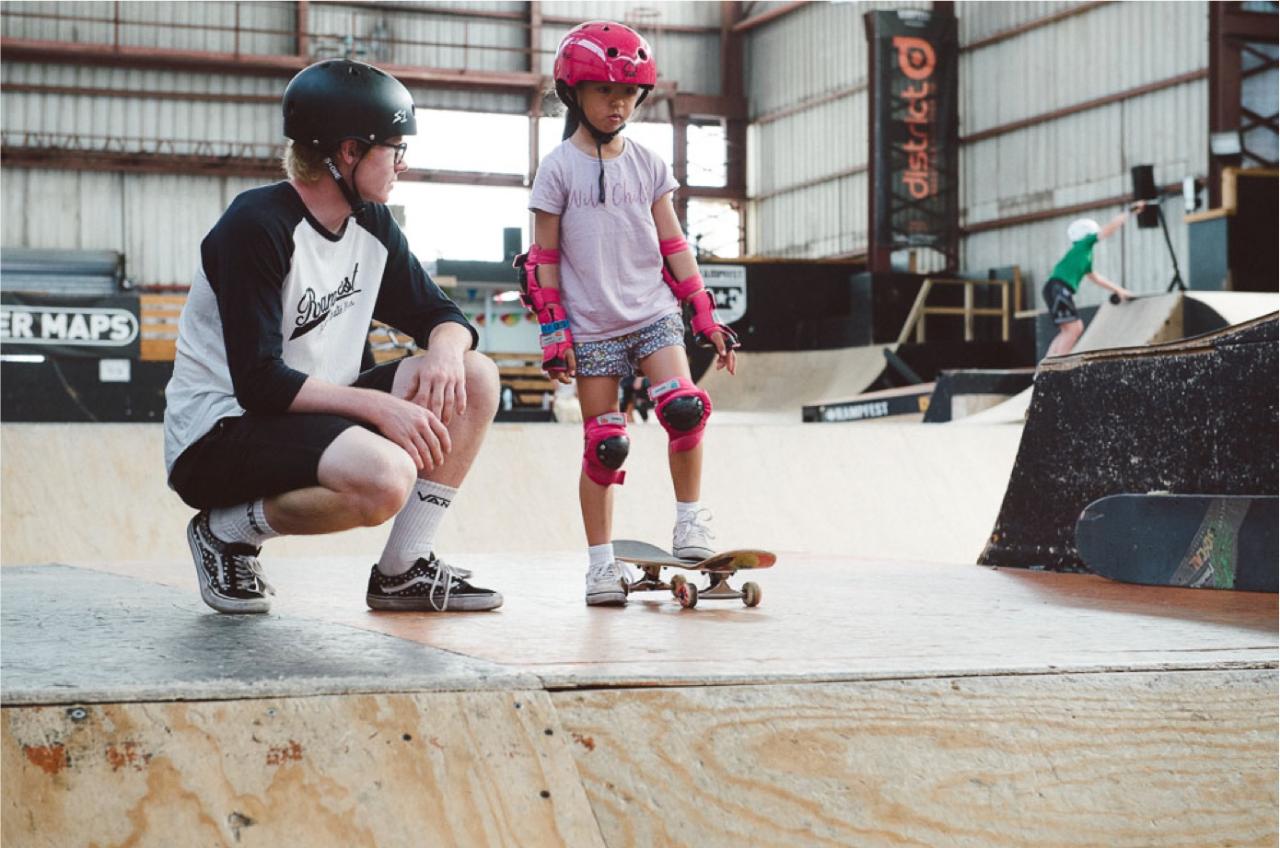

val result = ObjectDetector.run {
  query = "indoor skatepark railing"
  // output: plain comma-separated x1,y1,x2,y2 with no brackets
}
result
897,275,1015,344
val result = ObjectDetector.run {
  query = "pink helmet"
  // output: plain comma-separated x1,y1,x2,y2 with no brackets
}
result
554,21,657,90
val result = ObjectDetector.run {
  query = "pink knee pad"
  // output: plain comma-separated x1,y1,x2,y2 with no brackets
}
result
649,378,711,453
583,412,629,486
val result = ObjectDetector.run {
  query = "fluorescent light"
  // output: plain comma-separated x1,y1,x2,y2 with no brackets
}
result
1209,130,1242,157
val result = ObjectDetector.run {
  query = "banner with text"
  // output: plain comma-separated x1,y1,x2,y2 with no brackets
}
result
865,9,959,272
1,292,141,359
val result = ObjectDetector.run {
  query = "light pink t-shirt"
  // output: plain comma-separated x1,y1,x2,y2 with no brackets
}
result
529,138,681,342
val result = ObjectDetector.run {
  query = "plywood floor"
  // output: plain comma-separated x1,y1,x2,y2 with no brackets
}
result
19,552,1275,694
4,555,1276,847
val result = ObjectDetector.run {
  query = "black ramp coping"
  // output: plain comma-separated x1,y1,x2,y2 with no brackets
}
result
1,565,529,705
979,314,1279,571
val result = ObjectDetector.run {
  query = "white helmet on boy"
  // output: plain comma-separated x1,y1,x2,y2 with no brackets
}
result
1067,218,1100,243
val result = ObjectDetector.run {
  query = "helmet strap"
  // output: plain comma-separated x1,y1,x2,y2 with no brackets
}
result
558,84,621,205
323,146,368,219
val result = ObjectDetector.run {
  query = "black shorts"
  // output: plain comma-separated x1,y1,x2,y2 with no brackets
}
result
1042,278,1081,325
169,359,401,509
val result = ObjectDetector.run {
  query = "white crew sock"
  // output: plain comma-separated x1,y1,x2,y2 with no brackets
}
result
377,479,457,576
209,500,280,548
588,543,615,570
676,501,701,523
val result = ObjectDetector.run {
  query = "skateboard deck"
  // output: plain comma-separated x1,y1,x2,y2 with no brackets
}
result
1075,494,1277,592
612,539,776,608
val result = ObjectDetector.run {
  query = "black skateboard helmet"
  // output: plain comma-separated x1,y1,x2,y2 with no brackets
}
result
283,59,417,151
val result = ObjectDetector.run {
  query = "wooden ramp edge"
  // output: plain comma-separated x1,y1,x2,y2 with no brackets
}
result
5,667,1277,847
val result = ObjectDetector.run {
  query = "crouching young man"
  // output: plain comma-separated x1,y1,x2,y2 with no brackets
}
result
163,59,502,614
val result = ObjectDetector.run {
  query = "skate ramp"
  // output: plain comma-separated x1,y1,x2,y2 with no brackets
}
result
695,345,892,416
0,417,1022,567
957,291,1276,425
978,313,1279,570
1186,291,1280,327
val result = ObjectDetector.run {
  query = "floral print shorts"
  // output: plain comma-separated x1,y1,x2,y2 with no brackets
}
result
574,313,685,378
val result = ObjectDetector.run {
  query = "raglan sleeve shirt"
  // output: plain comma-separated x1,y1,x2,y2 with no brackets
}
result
200,204,309,414
366,204,478,351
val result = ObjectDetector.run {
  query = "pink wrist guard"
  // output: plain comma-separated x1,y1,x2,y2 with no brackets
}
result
688,289,740,351
657,236,739,350
513,244,572,372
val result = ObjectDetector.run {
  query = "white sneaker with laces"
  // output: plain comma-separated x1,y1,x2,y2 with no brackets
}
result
673,508,717,561
585,559,628,606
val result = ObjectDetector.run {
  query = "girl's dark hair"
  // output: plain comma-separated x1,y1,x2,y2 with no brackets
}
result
562,111,580,141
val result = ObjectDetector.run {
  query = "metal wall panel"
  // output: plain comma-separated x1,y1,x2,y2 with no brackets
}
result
2,2,114,43
958,2,1208,299
960,2,1206,135
308,4,526,73
957,1,1079,46
1,167,268,286
1,1,295,55
750,172,869,259
0,62,528,148
745,1,928,258
2,64,281,154
749,93,867,199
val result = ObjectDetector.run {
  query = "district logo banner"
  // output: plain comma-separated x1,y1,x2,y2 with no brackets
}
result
864,9,959,272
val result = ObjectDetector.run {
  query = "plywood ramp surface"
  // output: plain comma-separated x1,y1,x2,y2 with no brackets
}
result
1,421,1022,566
2,691,604,848
554,669,1278,848
697,346,891,413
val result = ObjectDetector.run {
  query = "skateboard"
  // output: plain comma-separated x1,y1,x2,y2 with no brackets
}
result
612,539,776,608
1075,494,1277,592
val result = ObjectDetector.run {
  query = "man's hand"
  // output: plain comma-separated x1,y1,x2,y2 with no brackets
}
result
369,392,452,472
400,345,467,425
710,331,737,375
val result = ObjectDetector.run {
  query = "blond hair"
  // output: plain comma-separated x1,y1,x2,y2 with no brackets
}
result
281,140,331,183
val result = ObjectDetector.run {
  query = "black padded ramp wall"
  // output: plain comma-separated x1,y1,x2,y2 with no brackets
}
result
979,314,1279,570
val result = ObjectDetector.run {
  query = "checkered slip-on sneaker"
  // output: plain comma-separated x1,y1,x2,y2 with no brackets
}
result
187,511,275,614
366,554,502,612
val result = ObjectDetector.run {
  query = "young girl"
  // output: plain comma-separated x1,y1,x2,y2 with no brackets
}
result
520,21,739,606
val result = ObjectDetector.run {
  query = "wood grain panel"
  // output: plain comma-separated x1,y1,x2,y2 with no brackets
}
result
555,669,1278,847
3,691,604,848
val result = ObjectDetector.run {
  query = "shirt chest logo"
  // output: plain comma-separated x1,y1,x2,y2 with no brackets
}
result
290,262,363,340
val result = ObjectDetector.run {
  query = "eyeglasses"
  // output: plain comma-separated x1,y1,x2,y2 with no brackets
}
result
374,141,408,165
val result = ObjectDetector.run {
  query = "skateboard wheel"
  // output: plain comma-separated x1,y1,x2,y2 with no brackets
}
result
679,583,698,609
742,582,761,607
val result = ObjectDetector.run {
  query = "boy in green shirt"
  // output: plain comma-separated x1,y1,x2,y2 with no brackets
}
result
1042,202,1145,357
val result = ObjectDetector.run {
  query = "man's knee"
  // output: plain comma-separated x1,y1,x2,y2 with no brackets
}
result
354,449,416,525
464,350,500,418
321,430,416,525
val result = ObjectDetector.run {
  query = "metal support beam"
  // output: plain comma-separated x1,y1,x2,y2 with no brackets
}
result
961,181,1191,236
0,37,542,91
1208,3,1279,207
960,68,1209,146
732,1,808,33
0,144,528,188
297,0,309,59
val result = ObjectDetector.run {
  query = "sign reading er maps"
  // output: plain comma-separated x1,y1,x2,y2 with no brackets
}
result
0,293,141,359
702,264,747,326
